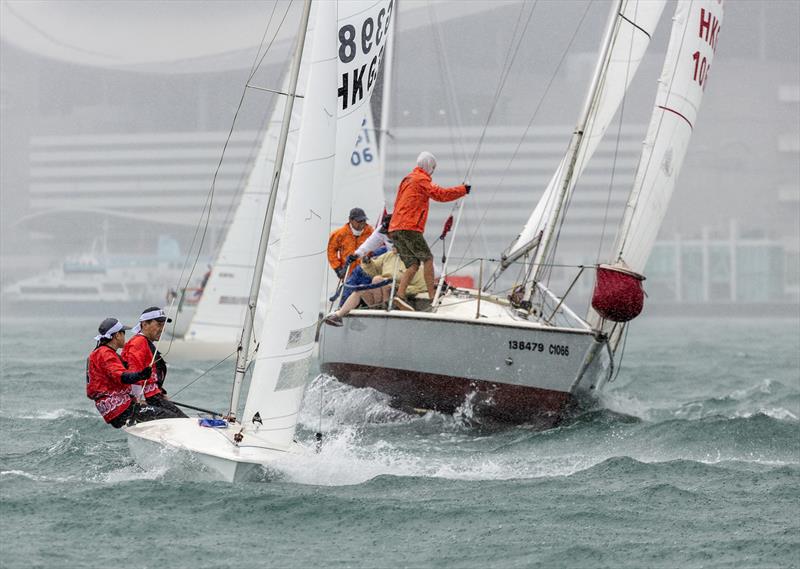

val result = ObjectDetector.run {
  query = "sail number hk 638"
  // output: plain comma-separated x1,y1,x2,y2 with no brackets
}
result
508,340,569,357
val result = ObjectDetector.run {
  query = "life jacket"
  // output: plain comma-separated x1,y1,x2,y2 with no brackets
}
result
120,334,165,398
388,168,466,234
327,223,374,274
85,345,133,423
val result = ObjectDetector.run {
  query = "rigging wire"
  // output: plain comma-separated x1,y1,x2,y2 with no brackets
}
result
595,1,639,263
428,2,469,174
463,0,538,181
460,1,595,262
169,348,238,399
428,0,539,272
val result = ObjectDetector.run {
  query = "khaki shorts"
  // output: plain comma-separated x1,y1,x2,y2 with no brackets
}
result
389,230,432,268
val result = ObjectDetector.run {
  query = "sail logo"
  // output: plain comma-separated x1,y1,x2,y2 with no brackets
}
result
698,7,721,53
337,0,394,113
692,5,722,89
351,117,374,166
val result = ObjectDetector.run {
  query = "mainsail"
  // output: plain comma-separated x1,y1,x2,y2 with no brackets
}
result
505,0,667,266
240,0,395,446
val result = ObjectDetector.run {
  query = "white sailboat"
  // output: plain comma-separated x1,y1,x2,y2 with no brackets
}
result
125,0,395,482
320,0,723,427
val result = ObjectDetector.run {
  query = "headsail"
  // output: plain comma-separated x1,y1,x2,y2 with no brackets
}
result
504,0,667,266
613,0,723,274
241,0,395,446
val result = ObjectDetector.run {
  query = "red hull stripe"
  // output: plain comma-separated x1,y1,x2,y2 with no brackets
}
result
657,105,694,130
321,362,577,427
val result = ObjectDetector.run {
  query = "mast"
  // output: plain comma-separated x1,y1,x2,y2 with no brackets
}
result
530,0,624,286
377,3,396,196
227,0,312,420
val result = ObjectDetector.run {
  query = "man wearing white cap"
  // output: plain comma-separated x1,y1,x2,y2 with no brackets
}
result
86,317,170,428
121,307,186,419
388,151,470,302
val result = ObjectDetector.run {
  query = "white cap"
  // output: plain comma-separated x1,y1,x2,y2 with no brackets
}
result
416,151,437,175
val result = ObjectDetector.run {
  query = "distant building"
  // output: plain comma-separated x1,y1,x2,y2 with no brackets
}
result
1,1,797,300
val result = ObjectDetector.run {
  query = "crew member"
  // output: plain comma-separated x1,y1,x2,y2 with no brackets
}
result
338,213,393,305
327,207,374,279
388,152,470,299
122,307,187,419
323,248,423,326
85,318,166,428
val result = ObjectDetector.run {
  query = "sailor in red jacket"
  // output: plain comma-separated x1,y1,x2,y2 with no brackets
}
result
86,318,168,428
121,306,186,419
388,151,470,300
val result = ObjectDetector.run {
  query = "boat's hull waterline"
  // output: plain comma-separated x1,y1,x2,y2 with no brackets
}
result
124,418,303,483
320,296,609,427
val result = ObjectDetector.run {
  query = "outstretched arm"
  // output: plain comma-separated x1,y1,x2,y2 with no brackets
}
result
427,182,467,203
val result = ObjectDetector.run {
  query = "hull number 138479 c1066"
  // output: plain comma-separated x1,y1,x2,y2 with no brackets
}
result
508,340,570,357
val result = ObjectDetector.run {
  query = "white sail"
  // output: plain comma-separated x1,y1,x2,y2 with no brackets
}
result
506,0,666,261
241,0,396,446
331,8,396,229
184,76,300,346
613,0,723,273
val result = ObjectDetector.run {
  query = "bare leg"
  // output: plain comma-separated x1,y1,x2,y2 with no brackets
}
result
396,263,419,298
337,291,363,317
362,288,381,307
422,258,435,298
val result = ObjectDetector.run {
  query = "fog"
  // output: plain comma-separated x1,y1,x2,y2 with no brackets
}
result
1,0,798,310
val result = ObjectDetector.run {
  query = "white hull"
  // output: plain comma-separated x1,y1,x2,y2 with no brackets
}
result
125,418,304,482
320,290,609,426
164,304,197,339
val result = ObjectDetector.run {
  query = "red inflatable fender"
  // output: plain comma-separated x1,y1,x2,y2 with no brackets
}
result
591,264,646,323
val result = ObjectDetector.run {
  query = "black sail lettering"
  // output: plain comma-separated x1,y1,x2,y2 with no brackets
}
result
351,64,366,106
338,72,349,110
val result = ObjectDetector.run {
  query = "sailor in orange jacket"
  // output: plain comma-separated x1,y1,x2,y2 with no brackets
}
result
327,207,374,279
388,151,470,299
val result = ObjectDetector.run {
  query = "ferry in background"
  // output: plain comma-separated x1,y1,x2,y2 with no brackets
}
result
1,235,206,316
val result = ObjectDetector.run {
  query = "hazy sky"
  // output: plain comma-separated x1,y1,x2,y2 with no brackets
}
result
1,1,798,292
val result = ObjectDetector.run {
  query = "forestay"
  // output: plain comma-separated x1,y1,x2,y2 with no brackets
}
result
613,0,723,273
241,0,395,446
505,0,667,263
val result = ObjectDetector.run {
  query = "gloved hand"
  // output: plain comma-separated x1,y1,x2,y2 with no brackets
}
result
138,366,153,380
464,184,472,195
345,254,358,266
335,266,346,279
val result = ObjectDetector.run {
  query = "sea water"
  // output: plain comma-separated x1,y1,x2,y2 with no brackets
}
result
1,313,798,568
